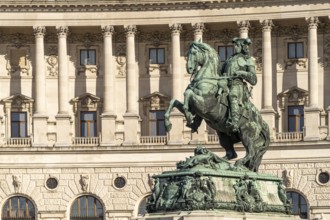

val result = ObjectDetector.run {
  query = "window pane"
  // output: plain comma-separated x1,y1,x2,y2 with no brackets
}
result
156,110,165,120
150,121,157,136
2,196,35,218
80,50,88,65
71,201,78,216
11,112,20,121
89,50,96,65
82,112,96,121
296,43,304,58
149,48,157,64
158,48,165,64
79,197,87,216
90,122,97,137
158,121,166,135
227,46,234,58
81,122,88,137
288,43,296,59
87,197,94,216
150,112,157,120
70,196,103,218
288,117,296,132
219,46,226,62
11,123,19,137
20,122,27,137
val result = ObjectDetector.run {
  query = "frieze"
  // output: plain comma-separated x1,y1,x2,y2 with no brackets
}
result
69,32,102,48
139,31,171,45
275,25,307,41
206,28,236,44
0,33,33,48
252,39,262,71
324,36,330,68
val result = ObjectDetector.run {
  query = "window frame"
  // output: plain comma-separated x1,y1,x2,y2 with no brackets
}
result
149,48,165,65
80,111,97,138
70,195,104,219
288,105,304,132
286,191,308,219
2,196,36,219
80,49,96,66
287,42,304,59
149,110,166,136
218,45,234,63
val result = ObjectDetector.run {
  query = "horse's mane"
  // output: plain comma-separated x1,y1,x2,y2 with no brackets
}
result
189,41,221,74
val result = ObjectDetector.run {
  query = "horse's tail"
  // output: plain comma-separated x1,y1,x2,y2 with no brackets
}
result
247,119,270,172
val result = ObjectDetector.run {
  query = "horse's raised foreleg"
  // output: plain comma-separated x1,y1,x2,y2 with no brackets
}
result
183,89,194,124
165,99,186,132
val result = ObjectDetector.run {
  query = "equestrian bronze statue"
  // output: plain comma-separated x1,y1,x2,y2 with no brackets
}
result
165,38,270,172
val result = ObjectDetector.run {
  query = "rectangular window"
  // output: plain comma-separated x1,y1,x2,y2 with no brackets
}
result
149,48,165,64
80,111,97,137
80,49,96,65
218,45,234,62
149,110,166,136
288,42,304,59
288,105,304,132
11,112,27,138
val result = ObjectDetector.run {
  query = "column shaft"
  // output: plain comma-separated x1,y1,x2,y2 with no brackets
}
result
125,25,137,114
261,20,273,109
170,24,182,100
307,17,319,108
34,26,46,114
57,26,69,114
102,26,115,114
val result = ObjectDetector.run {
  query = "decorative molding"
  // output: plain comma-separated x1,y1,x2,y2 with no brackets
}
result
282,169,293,188
124,25,137,37
284,58,307,70
252,39,262,71
324,36,330,68
12,175,22,193
47,55,58,77
139,31,171,46
70,93,102,114
192,23,205,36
169,23,182,35
115,44,126,77
5,46,31,76
277,86,309,110
306,16,319,29
260,19,274,32
0,33,33,48
237,20,250,33
56,26,69,37
69,32,102,48
139,91,171,115
101,25,115,37
79,174,90,192
207,28,236,44
276,25,307,41
33,26,46,38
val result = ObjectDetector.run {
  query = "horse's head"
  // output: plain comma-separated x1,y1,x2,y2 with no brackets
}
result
186,41,220,77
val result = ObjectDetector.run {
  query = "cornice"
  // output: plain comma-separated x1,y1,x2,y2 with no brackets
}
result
0,0,328,12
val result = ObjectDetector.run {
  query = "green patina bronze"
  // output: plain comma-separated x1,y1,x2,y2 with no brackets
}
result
147,39,291,216
165,38,269,172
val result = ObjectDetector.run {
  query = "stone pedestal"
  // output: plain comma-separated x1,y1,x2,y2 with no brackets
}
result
304,107,320,141
55,114,71,147
123,113,140,146
100,114,117,146
32,114,49,147
260,108,277,140
167,112,184,145
142,211,297,220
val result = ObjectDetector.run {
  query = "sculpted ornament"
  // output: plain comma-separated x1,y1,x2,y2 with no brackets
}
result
12,175,22,193
47,55,58,76
80,174,89,192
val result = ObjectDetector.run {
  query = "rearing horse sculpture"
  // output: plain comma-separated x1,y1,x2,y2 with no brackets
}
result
164,41,270,172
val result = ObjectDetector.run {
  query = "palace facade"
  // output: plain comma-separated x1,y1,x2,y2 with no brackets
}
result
0,0,329,219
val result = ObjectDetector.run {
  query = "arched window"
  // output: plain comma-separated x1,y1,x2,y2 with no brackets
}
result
70,195,103,220
2,196,35,219
286,191,308,219
137,196,150,216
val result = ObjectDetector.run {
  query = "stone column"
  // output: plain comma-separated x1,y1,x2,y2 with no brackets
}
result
123,25,140,145
304,17,320,141
192,23,205,41
55,26,71,146
32,26,49,147
190,23,207,144
237,20,250,39
100,25,117,146
260,20,276,140
168,23,184,145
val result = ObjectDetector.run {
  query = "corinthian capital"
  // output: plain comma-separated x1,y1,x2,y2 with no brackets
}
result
101,25,115,37
260,19,274,32
169,23,182,34
124,25,137,37
306,17,319,29
33,26,46,38
237,20,250,31
192,23,205,35
56,26,69,37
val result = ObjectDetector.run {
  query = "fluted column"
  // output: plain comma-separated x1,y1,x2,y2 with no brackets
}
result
123,25,139,145
57,26,69,115
32,26,48,147
170,24,183,100
237,20,250,39
33,26,46,114
55,26,71,146
304,17,320,141
168,23,184,144
260,20,276,140
192,23,205,41
101,25,117,146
